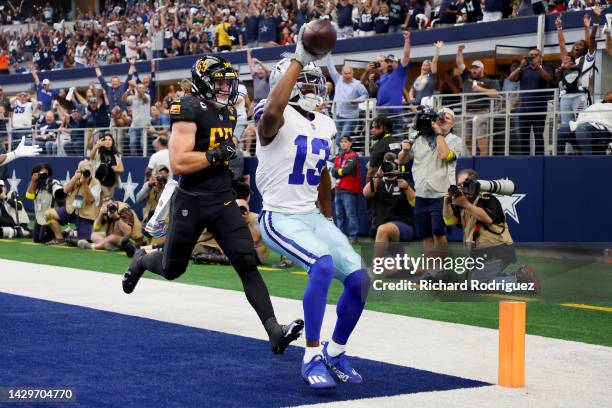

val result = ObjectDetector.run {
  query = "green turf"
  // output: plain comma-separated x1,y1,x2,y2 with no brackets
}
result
1,239,611,347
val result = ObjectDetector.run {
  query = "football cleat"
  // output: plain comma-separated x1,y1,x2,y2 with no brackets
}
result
270,319,304,354
122,249,147,294
302,355,336,390
322,341,363,383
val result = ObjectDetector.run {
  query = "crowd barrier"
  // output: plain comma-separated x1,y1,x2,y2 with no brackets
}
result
2,155,610,242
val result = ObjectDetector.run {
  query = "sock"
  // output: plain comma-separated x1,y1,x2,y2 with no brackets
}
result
332,269,369,344
303,255,334,343
303,345,323,363
0,227,15,238
326,339,346,357
263,316,280,338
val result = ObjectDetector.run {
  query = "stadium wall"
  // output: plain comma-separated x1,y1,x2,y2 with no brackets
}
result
3,156,611,242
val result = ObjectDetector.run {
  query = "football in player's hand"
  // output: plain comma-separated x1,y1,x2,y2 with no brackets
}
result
302,20,337,57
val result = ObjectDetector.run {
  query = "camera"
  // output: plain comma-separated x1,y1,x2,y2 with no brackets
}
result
450,178,516,198
448,184,462,198
372,61,381,69
107,203,118,213
380,160,397,174
526,55,534,63
156,175,167,185
81,169,91,178
414,106,446,137
38,171,49,181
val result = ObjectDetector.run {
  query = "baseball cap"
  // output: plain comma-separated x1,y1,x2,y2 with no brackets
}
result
42,78,50,85
385,54,396,61
439,107,455,120
471,60,484,69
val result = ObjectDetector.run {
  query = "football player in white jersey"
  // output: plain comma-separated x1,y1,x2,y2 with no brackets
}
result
254,23,369,390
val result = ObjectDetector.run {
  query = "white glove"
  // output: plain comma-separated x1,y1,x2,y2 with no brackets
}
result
291,23,322,66
14,136,42,158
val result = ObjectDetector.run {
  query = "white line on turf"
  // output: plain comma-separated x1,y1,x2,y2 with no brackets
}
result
0,259,610,407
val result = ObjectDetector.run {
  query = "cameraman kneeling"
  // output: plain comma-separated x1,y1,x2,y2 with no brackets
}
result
78,196,143,251
363,152,415,275
25,163,65,243
443,169,541,291
45,160,101,244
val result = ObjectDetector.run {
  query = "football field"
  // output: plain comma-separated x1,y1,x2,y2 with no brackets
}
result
1,239,611,407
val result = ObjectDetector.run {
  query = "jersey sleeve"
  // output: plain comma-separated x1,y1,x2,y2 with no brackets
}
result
169,96,199,123
253,98,267,124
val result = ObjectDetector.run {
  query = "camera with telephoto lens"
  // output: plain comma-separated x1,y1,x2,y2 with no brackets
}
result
156,175,167,185
38,171,49,181
414,106,446,137
449,178,516,198
107,203,118,214
81,169,91,178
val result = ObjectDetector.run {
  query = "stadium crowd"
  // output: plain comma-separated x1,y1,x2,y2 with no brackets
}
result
1,0,611,73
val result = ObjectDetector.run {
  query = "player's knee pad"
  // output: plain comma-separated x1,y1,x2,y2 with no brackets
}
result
309,255,334,287
344,269,370,303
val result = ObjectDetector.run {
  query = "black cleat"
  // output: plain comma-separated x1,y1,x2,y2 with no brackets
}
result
270,319,304,354
122,249,147,294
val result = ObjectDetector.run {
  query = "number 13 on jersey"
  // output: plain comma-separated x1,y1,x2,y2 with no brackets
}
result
288,135,330,186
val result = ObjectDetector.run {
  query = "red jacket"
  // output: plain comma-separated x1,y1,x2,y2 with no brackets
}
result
333,150,361,194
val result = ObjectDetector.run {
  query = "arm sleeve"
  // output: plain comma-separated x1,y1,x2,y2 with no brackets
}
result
135,183,152,203
149,72,157,102
325,54,341,83
369,148,384,169
97,74,109,92
477,194,505,224
342,157,357,176
356,82,369,101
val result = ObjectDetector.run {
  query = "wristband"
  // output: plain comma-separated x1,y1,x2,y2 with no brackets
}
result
337,168,343,177
93,222,102,231
443,216,457,226
446,151,456,161
25,191,35,200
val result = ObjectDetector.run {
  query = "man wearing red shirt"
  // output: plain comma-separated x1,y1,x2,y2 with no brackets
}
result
332,135,361,244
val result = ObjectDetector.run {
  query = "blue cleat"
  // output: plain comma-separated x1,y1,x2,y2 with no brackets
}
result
301,355,336,390
322,341,363,383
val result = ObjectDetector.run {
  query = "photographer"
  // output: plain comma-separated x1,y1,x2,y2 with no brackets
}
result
0,180,29,239
136,164,170,225
25,163,65,243
90,133,124,197
442,169,540,290
78,196,143,251
366,116,402,181
45,159,101,244
399,107,463,257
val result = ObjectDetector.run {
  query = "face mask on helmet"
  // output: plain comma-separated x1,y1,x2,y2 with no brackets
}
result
290,71,327,112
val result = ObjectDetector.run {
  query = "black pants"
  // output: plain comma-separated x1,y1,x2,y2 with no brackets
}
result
518,110,547,155
142,187,275,323
33,223,53,243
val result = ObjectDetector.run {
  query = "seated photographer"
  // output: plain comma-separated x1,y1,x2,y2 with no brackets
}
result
399,107,463,258
363,153,415,276
192,199,269,265
25,163,66,243
136,164,170,226
91,133,124,197
45,160,102,245
78,196,143,251
443,169,541,291
0,180,30,239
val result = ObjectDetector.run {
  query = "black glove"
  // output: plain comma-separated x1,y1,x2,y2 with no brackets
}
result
206,143,237,166
331,167,340,178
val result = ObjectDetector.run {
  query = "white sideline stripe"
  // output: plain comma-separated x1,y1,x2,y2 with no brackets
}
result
0,259,610,407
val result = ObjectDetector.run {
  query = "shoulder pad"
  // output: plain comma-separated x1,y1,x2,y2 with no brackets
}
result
253,99,267,124
169,95,201,123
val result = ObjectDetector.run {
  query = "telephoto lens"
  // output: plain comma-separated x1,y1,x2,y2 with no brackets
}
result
81,169,91,178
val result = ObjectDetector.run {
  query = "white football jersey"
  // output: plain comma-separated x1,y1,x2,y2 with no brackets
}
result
255,102,336,213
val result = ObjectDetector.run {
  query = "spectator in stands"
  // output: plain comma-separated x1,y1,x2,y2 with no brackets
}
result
95,60,133,111
399,108,462,259
570,90,612,155
367,31,411,114
332,135,361,244
0,106,8,148
149,104,170,140
25,163,65,244
408,41,442,110
10,91,40,149
456,43,500,156
74,36,89,68
356,0,378,36
460,0,483,23
502,61,522,154
483,0,504,22
388,0,410,32
247,49,271,103
216,15,234,52
73,88,111,154
367,116,402,180
0,49,10,75
45,159,101,244
32,71,59,113
439,0,463,25
234,79,251,142
257,5,279,47
406,0,430,30
241,123,257,157
0,86,10,115
374,3,391,34
335,0,355,38
363,152,415,276
325,54,369,145
78,196,143,251
123,81,151,156
58,105,88,156
91,133,124,197
556,10,600,128
507,48,553,155
35,110,61,155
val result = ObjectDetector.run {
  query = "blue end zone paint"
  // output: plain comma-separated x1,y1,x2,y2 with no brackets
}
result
0,293,489,407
